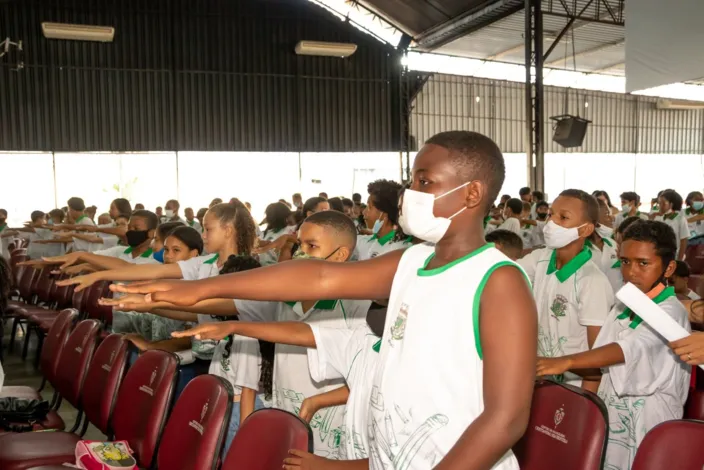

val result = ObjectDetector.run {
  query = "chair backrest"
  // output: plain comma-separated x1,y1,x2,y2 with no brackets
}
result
111,350,179,468
513,380,608,470
53,319,101,408
34,270,58,305
51,274,76,310
632,419,704,469
222,408,313,470
28,267,51,301
39,309,78,383
685,389,704,420
17,266,38,301
71,283,90,314
84,281,113,324
686,238,704,275
157,375,233,470
81,334,129,434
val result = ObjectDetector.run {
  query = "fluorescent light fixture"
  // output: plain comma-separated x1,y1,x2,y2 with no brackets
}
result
41,22,115,42
295,41,357,58
656,99,704,110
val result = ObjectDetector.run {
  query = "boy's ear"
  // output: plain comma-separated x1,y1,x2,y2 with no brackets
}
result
336,246,352,262
578,223,595,238
664,260,677,279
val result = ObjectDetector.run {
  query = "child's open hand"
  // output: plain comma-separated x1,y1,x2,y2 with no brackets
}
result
56,273,98,292
282,450,331,470
99,293,155,312
171,323,235,341
111,280,200,305
536,357,572,377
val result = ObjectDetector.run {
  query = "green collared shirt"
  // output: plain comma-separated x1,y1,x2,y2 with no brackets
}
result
616,286,676,329
371,230,396,246
546,246,593,283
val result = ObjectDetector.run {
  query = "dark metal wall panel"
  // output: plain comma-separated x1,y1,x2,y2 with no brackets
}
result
0,0,403,152
412,74,704,154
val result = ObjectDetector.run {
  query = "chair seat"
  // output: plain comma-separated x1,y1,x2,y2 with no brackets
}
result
0,431,79,470
28,312,60,324
38,321,55,332
28,467,77,470
16,308,51,319
0,386,41,400
0,411,65,434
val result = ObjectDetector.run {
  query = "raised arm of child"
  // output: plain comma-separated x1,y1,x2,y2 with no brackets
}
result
58,263,184,291
299,386,350,423
537,343,625,379
115,251,404,306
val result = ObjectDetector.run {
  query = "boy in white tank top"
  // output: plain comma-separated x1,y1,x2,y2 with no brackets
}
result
118,131,538,470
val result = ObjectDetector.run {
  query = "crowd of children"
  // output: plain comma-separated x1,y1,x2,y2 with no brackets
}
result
3,130,704,470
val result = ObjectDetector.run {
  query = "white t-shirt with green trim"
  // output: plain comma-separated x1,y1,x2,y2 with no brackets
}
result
586,237,623,293
684,208,704,238
353,230,411,261
72,216,98,252
594,290,690,470
94,246,158,264
178,253,221,359
614,211,648,231
307,324,380,461
519,247,614,386
234,297,371,457
497,217,521,236
258,225,297,266
369,243,523,470
186,219,203,233
654,212,689,257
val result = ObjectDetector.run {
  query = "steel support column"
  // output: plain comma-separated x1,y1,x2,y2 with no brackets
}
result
524,0,544,192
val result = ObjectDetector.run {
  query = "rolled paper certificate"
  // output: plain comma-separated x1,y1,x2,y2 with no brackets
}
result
616,283,704,370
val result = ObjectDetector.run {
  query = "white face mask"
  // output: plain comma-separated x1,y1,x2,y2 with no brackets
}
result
543,220,586,249
372,217,384,235
398,182,470,243
165,210,174,218
595,224,614,239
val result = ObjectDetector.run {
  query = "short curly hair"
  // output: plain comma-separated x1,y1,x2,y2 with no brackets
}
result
367,179,403,226
622,220,677,268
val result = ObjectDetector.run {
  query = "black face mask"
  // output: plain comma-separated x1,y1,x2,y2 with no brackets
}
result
125,230,149,248
537,213,548,221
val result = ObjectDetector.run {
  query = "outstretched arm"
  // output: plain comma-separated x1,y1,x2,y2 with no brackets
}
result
58,263,183,291
116,250,405,306
536,343,624,378
172,320,316,347
433,266,537,470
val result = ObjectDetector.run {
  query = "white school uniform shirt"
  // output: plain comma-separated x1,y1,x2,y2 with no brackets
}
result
586,237,623,293
687,289,701,300
519,246,614,387
594,288,690,470
613,211,648,230
0,224,10,258
96,223,120,249
209,335,264,398
307,324,380,461
684,208,704,238
71,216,98,252
483,217,496,236
94,246,158,264
370,243,523,470
497,217,521,236
177,253,223,359
235,297,371,457
354,230,411,261
258,226,297,266
519,224,536,250
654,212,689,257
532,220,547,247
186,219,203,233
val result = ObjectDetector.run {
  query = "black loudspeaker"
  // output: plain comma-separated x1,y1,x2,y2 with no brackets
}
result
550,115,590,148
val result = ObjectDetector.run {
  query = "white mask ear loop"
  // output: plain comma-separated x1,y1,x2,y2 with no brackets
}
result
435,181,471,201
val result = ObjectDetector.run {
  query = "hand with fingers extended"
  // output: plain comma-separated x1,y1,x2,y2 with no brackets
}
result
18,259,49,269
58,264,97,276
282,450,335,470
171,322,237,341
670,332,704,365
536,357,572,377
99,293,157,312
42,253,82,270
56,273,100,292
110,279,202,305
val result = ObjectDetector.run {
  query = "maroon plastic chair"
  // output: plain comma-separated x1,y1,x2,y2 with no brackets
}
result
0,309,77,400
513,380,608,470
84,281,113,326
221,408,313,470
631,419,704,469
156,375,233,470
685,388,704,420
0,349,177,470
686,238,704,275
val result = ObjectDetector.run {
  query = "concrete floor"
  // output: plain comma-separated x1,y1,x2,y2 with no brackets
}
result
2,323,105,440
